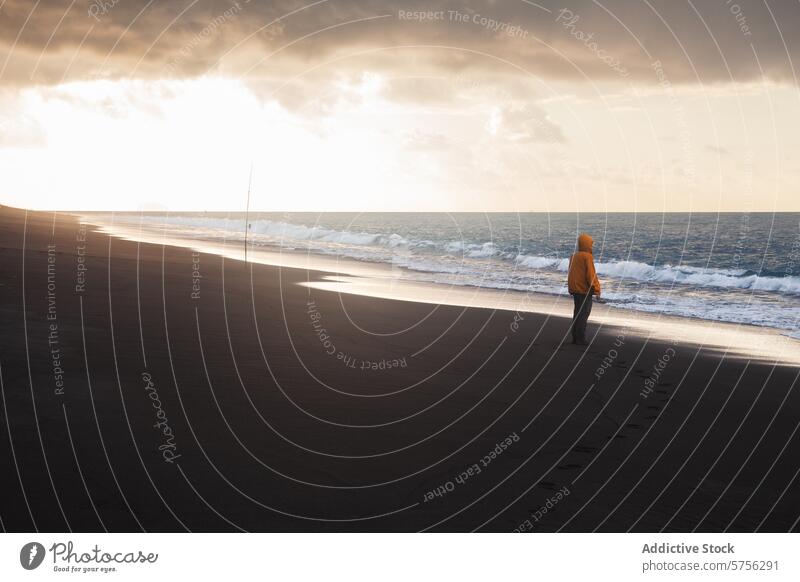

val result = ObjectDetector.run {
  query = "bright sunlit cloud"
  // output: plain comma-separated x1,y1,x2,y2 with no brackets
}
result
1,73,798,212
2,0,800,211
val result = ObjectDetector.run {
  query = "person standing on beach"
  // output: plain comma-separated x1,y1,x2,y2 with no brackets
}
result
567,233,601,345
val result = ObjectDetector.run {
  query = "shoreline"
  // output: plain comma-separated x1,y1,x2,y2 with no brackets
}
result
1,206,799,532
82,213,800,367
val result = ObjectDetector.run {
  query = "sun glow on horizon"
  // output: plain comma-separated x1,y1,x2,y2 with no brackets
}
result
1,73,799,213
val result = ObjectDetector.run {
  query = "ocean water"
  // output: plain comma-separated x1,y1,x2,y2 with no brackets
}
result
118,212,800,337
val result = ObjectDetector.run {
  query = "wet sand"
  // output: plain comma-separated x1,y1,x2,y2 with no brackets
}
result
0,206,798,532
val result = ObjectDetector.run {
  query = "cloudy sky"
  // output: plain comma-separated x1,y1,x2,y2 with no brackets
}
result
1,0,799,211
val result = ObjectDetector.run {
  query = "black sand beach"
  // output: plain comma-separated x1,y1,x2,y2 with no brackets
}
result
0,206,798,532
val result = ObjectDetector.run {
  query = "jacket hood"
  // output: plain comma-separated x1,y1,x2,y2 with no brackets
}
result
578,233,593,253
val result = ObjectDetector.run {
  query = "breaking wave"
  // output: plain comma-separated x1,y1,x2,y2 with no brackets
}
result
142,216,800,296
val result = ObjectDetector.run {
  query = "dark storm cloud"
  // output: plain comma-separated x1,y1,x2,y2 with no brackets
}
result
1,0,799,88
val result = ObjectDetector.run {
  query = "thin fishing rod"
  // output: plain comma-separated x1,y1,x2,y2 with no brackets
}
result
244,162,253,263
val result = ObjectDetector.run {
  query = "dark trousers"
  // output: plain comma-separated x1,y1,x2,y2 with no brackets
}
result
571,293,593,342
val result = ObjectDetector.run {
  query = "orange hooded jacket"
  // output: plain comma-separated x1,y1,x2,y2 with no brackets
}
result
568,233,601,295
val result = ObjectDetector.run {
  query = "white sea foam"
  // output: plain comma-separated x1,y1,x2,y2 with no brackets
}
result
515,254,569,270
466,242,501,258
512,253,800,294
594,260,800,293
142,216,800,295
129,214,800,336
